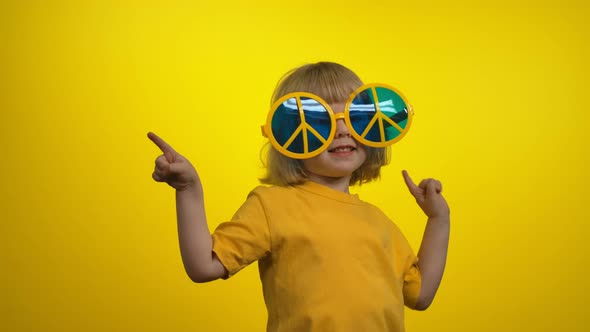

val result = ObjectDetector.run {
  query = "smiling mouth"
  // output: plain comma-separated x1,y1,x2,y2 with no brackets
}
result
328,146,356,153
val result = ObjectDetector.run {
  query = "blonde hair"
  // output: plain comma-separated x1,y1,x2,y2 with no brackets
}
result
259,62,390,186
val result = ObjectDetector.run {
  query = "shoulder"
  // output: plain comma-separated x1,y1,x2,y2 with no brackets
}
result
240,185,304,222
246,184,301,206
249,184,296,197
356,200,408,233
357,199,390,217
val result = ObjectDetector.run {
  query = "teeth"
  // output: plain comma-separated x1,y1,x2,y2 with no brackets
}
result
330,147,353,152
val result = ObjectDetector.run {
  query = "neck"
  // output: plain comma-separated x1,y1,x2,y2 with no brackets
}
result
306,174,351,193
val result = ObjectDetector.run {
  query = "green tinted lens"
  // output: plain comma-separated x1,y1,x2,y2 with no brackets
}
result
349,86,409,144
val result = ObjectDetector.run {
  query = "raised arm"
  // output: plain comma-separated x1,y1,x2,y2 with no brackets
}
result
402,170,450,310
148,132,227,282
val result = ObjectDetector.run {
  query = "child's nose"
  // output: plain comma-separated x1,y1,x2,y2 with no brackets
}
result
335,117,351,138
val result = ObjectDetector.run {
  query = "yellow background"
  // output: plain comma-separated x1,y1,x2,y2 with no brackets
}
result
2,0,589,331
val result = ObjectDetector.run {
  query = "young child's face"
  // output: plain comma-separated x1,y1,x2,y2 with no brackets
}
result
302,102,367,181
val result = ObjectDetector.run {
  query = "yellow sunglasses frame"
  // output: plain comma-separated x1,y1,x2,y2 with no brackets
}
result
261,83,414,159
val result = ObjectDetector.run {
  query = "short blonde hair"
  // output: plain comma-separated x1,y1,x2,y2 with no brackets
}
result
259,62,390,186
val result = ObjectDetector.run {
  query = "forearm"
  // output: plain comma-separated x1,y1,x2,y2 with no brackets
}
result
175,185,221,282
416,215,450,309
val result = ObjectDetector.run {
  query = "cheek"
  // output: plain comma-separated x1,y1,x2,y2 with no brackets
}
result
301,157,316,172
301,154,330,174
357,146,368,162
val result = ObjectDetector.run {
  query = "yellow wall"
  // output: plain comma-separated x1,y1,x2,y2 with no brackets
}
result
2,0,589,331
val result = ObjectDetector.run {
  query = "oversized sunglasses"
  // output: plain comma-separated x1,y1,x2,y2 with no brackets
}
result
261,83,414,159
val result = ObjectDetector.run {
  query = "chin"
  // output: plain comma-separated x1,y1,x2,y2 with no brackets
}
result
312,166,358,179
303,152,366,179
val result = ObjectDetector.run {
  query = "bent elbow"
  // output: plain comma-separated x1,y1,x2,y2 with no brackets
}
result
413,297,434,311
413,301,430,311
183,256,227,283
185,268,214,283
187,267,226,283
188,274,208,283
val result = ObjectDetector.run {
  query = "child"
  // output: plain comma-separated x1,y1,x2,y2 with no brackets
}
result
148,62,450,332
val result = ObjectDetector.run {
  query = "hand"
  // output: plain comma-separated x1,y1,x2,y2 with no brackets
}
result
148,132,200,191
402,170,450,219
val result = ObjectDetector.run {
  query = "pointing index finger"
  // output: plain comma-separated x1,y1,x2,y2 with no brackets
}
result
147,132,176,162
402,170,418,192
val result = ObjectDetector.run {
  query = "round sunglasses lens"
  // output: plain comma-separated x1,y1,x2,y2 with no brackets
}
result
349,87,409,143
271,96,332,154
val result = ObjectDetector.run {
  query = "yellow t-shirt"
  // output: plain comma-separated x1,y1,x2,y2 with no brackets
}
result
212,181,421,332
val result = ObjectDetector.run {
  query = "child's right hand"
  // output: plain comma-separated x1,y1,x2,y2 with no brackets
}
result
148,132,201,191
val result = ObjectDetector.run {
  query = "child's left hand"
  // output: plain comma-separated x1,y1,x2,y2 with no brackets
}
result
402,170,450,219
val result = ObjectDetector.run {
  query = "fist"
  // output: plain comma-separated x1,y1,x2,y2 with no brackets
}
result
402,170,450,219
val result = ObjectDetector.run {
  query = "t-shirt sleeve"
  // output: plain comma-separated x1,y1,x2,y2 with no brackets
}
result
390,223,422,309
211,189,271,278
402,255,422,309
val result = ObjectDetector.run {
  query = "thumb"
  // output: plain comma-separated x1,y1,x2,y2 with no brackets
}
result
168,160,187,175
